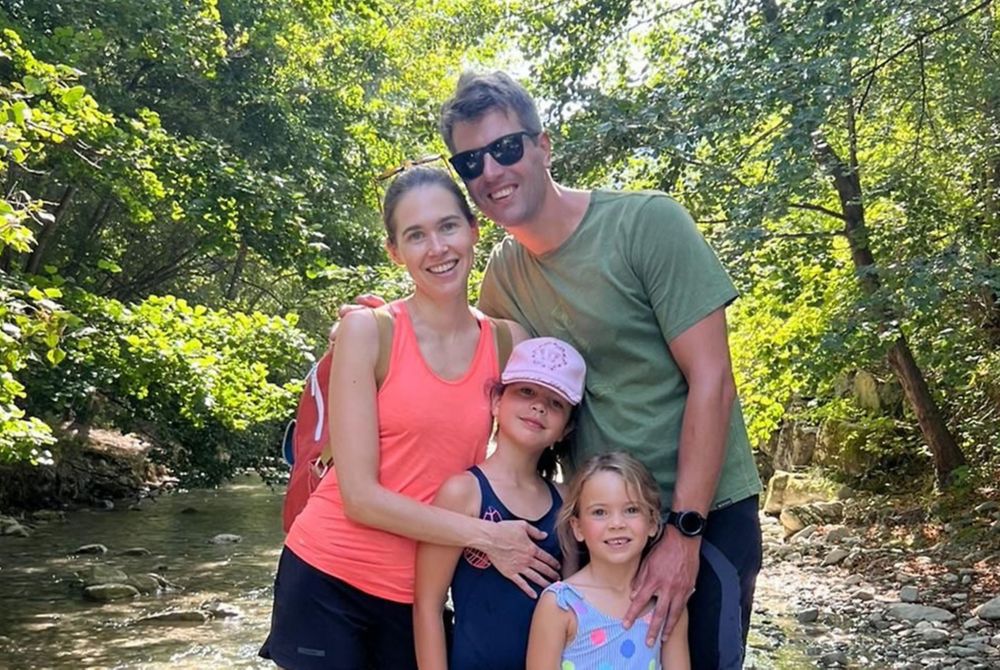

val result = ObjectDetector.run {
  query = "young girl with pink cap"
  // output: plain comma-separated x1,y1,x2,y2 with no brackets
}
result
414,336,587,670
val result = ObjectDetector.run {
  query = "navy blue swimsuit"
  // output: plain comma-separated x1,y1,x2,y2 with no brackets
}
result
449,466,563,670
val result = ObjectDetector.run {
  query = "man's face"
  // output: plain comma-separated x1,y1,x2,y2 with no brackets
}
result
449,109,551,229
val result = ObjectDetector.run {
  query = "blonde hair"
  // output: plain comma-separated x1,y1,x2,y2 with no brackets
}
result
557,452,661,573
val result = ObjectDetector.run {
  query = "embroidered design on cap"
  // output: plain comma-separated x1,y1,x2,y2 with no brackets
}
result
531,341,569,370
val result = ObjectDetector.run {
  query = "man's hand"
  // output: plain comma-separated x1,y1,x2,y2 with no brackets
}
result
624,526,700,646
485,520,561,599
328,294,388,347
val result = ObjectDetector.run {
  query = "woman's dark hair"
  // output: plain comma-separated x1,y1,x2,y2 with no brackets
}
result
488,380,574,481
381,167,475,244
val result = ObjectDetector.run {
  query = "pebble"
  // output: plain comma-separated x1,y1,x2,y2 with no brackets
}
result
821,548,850,566
901,586,921,602
796,608,820,623
208,533,242,544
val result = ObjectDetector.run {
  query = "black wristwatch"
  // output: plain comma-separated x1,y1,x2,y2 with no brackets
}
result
664,510,707,537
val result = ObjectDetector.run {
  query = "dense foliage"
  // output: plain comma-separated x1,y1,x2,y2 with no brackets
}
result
1,0,997,489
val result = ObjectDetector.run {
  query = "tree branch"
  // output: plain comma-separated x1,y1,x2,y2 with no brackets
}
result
854,0,993,83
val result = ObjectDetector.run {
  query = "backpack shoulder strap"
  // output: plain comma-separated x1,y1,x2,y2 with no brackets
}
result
315,307,395,475
489,317,514,370
372,306,394,390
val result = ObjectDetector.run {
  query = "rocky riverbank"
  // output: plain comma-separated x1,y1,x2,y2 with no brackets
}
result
753,500,1000,668
0,425,174,514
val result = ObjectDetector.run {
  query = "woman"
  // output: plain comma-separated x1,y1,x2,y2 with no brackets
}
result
260,167,561,669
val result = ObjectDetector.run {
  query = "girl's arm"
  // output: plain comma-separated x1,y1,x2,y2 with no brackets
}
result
331,310,559,594
525,590,572,670
414,473,479,670
661,608,690,670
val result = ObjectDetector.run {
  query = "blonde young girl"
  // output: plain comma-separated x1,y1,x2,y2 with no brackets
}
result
414,337,586,670
526,452,690,670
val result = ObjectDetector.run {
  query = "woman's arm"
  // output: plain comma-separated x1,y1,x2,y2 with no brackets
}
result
661,608,690,670
331,310,559,593
413,474,479,670
525,591,571,670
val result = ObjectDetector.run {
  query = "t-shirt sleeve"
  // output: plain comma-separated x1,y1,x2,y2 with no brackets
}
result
631,195,738,343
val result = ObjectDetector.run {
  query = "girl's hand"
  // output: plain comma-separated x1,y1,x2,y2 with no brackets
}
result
485,520,561,598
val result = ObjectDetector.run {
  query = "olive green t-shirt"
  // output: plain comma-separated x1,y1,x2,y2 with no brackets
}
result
479,190,762,510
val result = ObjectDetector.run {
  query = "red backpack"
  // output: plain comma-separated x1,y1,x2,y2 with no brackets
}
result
281,309,512,532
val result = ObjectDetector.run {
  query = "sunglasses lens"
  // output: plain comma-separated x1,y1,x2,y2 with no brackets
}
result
490,134,526,166
449,151,484,180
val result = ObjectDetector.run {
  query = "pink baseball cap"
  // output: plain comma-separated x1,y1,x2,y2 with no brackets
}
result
501,337,586,405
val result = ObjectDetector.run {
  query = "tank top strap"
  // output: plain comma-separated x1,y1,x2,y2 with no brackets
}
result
468,465,512,518
543,478,563,508
546,581,590,618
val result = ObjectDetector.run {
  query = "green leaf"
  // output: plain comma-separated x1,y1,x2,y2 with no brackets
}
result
61,85,86,107
46,348,66,365
22,75,46,95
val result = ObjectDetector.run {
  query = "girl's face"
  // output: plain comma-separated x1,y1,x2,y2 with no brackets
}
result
386,184,478,297
570,470,658,565
492,382,572,452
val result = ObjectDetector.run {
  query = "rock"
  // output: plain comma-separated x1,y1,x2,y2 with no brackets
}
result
920,628,950,643
83,583,140,602
790,525,818,543
962,617,985,630
201,600,242,619
825,526,851,544
763,471,832,515
82,565,129,587
180,507,199,514
900,586,920,603
972,596,1000,621
149,573,181,591
208,533,242,545
854,370,880,411
796,608,820,623
854,589,875,601
820,651,849,666
1,521,30,537
31,510,66,523
94,499,114,510
886,603,956,622
779,508,806,536
844,574,863,586
821,548,850,567
126,574,161,594
73,543,108,555
135,609,208,624
769,421,818,470
120,547,151,556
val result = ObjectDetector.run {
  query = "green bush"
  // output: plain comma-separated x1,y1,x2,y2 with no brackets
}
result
23,289,313,484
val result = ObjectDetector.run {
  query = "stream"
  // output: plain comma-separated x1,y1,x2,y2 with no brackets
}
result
0,475,814,669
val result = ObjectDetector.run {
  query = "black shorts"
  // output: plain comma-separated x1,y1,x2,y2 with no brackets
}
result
688,495,763,670
259,547,418,670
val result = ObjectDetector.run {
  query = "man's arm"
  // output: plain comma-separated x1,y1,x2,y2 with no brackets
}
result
623,307,737,644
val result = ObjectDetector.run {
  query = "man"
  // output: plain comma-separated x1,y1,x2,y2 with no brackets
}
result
440,71,762,669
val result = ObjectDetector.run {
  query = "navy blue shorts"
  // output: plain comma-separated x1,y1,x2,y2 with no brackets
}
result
259,547,418,670
687,495,762,670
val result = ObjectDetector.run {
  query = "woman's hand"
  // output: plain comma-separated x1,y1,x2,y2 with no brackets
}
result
484,520,561,598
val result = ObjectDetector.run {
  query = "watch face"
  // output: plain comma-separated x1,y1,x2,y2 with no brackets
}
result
677,511,705,536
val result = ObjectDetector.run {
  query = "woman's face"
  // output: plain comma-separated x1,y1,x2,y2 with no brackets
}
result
386,184,479,297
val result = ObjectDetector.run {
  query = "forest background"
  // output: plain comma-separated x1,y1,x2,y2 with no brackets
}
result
0,0,997,500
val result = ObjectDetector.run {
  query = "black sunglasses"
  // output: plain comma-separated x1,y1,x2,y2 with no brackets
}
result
448,131,540,181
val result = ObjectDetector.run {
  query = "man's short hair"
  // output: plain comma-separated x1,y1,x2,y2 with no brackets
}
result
439,71,543,152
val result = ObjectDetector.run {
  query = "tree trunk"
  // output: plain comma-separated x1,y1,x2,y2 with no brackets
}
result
812,131,966,486
225,240,248,301
886,338,966,483
25,184,75,275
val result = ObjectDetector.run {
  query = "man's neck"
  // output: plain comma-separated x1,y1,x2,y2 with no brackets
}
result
509,183,592,256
